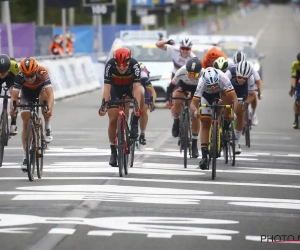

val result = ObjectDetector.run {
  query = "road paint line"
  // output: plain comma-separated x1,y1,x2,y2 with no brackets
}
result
48,228,75,235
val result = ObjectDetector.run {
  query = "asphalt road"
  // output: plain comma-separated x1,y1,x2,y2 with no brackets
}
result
0,4,300,250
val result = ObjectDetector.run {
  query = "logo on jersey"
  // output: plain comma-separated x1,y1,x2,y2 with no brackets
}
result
133,63,140,77
105,64,111,78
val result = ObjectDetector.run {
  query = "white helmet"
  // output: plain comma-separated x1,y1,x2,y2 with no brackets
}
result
202,67,220,87
233,51,246,64
236,60,252,78
180,37,193,48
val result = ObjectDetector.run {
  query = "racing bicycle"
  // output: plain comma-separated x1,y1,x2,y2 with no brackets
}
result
100,96,139,177
171,92,192,168
201,98,233,180
13,99,48,181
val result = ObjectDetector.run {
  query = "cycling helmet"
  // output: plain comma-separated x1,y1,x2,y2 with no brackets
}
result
0,54,11,74
186,57,202,73
233,51,246,64
213,57,229,72
203,67,220,87
180,37,193,48
113,47,131,65
20,57,38,76
297,52,300,61
236,60,252,78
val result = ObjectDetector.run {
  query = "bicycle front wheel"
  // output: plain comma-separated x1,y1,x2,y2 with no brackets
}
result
245,109,251,148
212,122,218,180
229,121,236,166
36,119,45,179
129,138,135,168
117,117,125,177
182,112,189,168
26,119,36,181
0,112,8,167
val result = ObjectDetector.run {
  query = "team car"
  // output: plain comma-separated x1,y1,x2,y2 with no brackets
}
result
98,30,173,101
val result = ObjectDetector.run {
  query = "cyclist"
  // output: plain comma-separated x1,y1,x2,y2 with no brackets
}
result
98,47,144,167
0,54,19,135
136,63,156,150
226,60,255,154
202,46,227,69
166,57,202,158
10,57,54,171
213,56,229,73
289,52,300,129
233,51,263,126
155,37,196,79
190,67,238,170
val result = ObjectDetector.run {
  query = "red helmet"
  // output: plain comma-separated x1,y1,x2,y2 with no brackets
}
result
114,47,131,67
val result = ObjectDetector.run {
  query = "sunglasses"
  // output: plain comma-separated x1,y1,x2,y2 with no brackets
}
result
237,75,248,81
24,73,36,79
180,47,191,51
115,58,130,68
187,72,200,78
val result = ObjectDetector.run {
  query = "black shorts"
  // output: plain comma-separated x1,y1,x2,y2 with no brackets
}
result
20,86,44,111
233,84,248,101
202,91,220,105
108,85,134,109
173,80,197,97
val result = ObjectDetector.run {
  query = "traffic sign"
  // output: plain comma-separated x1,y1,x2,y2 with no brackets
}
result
82,0,113,7
84,4,115,15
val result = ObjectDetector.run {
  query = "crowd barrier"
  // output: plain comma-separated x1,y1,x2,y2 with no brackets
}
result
0,55,101,112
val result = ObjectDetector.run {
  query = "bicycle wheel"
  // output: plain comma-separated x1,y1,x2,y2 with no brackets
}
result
117,117,125,177
129,137,135,168
245,109,251,148
182,111,188,168
26,119,36,181
36,118,45,179
228,121,236,166
212,122,218,180
124,124,130,175
0,112,8,167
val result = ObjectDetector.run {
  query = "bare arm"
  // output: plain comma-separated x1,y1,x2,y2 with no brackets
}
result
44,86,54,110
147,86,157,103
190,97,200,114
103,84,111,102
291,78,296,89
246,92,255,105
155,40,168,50
132,82,142,109
256,79,263,94
10,89,20,112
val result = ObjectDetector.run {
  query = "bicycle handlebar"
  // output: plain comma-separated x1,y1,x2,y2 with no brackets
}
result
13,100,49,112
201,103,232,109
100,98,139,112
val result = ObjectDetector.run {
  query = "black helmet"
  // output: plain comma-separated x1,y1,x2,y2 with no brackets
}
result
186,57,202,73
297,53,300,61
0,54,11,74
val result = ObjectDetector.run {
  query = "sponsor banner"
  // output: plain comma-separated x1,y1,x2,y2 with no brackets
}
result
131,0,153,7
35,26,54,56
0,23,34,58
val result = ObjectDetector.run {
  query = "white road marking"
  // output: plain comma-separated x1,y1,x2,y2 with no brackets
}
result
0,214,239,239
48,228,75,235
229,202,300,210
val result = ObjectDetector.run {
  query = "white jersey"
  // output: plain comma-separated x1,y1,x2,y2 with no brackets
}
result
172,65,200,86
166,44,196,74
194,69,234,98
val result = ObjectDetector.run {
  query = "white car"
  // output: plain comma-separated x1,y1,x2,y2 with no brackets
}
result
98,30,173,102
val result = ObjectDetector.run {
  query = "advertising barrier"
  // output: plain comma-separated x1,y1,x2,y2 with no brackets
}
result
0,55,100,113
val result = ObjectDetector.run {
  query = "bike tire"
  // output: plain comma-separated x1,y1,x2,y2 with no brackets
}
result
212,122,218,180
36,119,44,179
117,117,124,177
183,112,188,168
229,121,236,166
245,109,251,148
124,124,130,175
26,119,36,181
129,138,135,168
0,112,8,167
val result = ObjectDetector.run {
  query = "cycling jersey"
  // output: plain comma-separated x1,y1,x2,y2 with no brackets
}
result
291,60,300,83
0,59,19,89
104,58,141,102
14,65,52,111
202,47,227,69
165,45,196,74
140,63,153,105
193,69,234,116
226,65,255,101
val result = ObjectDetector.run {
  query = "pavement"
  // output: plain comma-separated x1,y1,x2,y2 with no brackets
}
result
0,4,300,250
